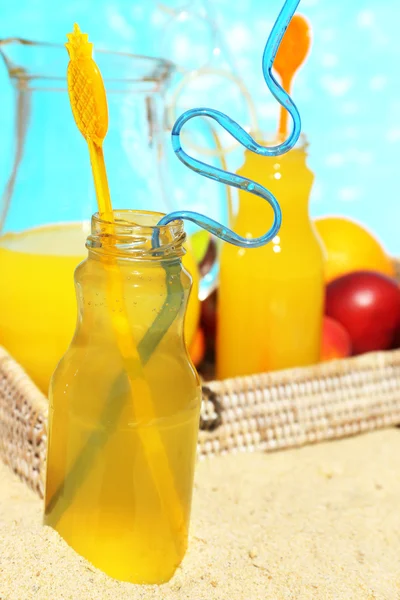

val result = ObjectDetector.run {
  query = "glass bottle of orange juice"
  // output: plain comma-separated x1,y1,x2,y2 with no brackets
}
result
44,209,201,584
217,136,324,379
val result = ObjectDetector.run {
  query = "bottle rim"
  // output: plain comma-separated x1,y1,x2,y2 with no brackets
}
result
87,209,186,260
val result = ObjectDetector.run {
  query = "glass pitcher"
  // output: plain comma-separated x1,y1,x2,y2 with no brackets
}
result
0,39,201,393
45,209,201,584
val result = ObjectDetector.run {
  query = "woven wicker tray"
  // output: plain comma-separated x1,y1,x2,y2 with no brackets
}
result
2,345,400,499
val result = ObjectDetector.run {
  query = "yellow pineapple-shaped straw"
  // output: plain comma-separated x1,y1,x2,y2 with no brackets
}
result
50,23,186,556
66,24,112,217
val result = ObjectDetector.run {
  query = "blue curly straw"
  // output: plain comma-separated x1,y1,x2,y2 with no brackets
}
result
155,0,302,247
45,0,304,525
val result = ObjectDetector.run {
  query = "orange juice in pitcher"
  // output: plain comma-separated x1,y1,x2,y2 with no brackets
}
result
0,223,87,392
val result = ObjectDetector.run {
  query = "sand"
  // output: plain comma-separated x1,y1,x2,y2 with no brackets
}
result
1,430,400,599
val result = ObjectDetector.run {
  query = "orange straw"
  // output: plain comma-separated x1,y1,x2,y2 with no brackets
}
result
274,14,311,138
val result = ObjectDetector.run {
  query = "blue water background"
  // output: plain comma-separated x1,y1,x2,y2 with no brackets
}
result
0,0,399,253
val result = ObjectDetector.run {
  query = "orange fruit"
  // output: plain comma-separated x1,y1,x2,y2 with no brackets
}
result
189,327,206,367
182,243,201,346
314,216,394,283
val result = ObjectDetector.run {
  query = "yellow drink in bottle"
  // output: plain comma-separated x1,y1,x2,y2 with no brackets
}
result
44,211,201,583
0,223,199,393
217,139,324,378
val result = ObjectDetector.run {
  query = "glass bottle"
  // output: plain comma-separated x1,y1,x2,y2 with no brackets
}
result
44,209,201,584
0,39,200,392
217,136,324,379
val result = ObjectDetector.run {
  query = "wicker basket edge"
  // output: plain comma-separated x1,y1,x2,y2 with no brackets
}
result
1,345,400,498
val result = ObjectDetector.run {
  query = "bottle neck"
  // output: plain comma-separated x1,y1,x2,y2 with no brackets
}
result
86,210,186,262
234,144,314,234
74,212,190,351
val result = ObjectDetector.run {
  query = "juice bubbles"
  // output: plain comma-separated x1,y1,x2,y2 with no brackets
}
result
44,211,201,584
217,139,324,379
0,223,200,393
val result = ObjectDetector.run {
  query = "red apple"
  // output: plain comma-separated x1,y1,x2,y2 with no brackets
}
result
199,238,217,277
200,289,218,351
321,316,352,361
325,270,400,355
189,327,206,367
